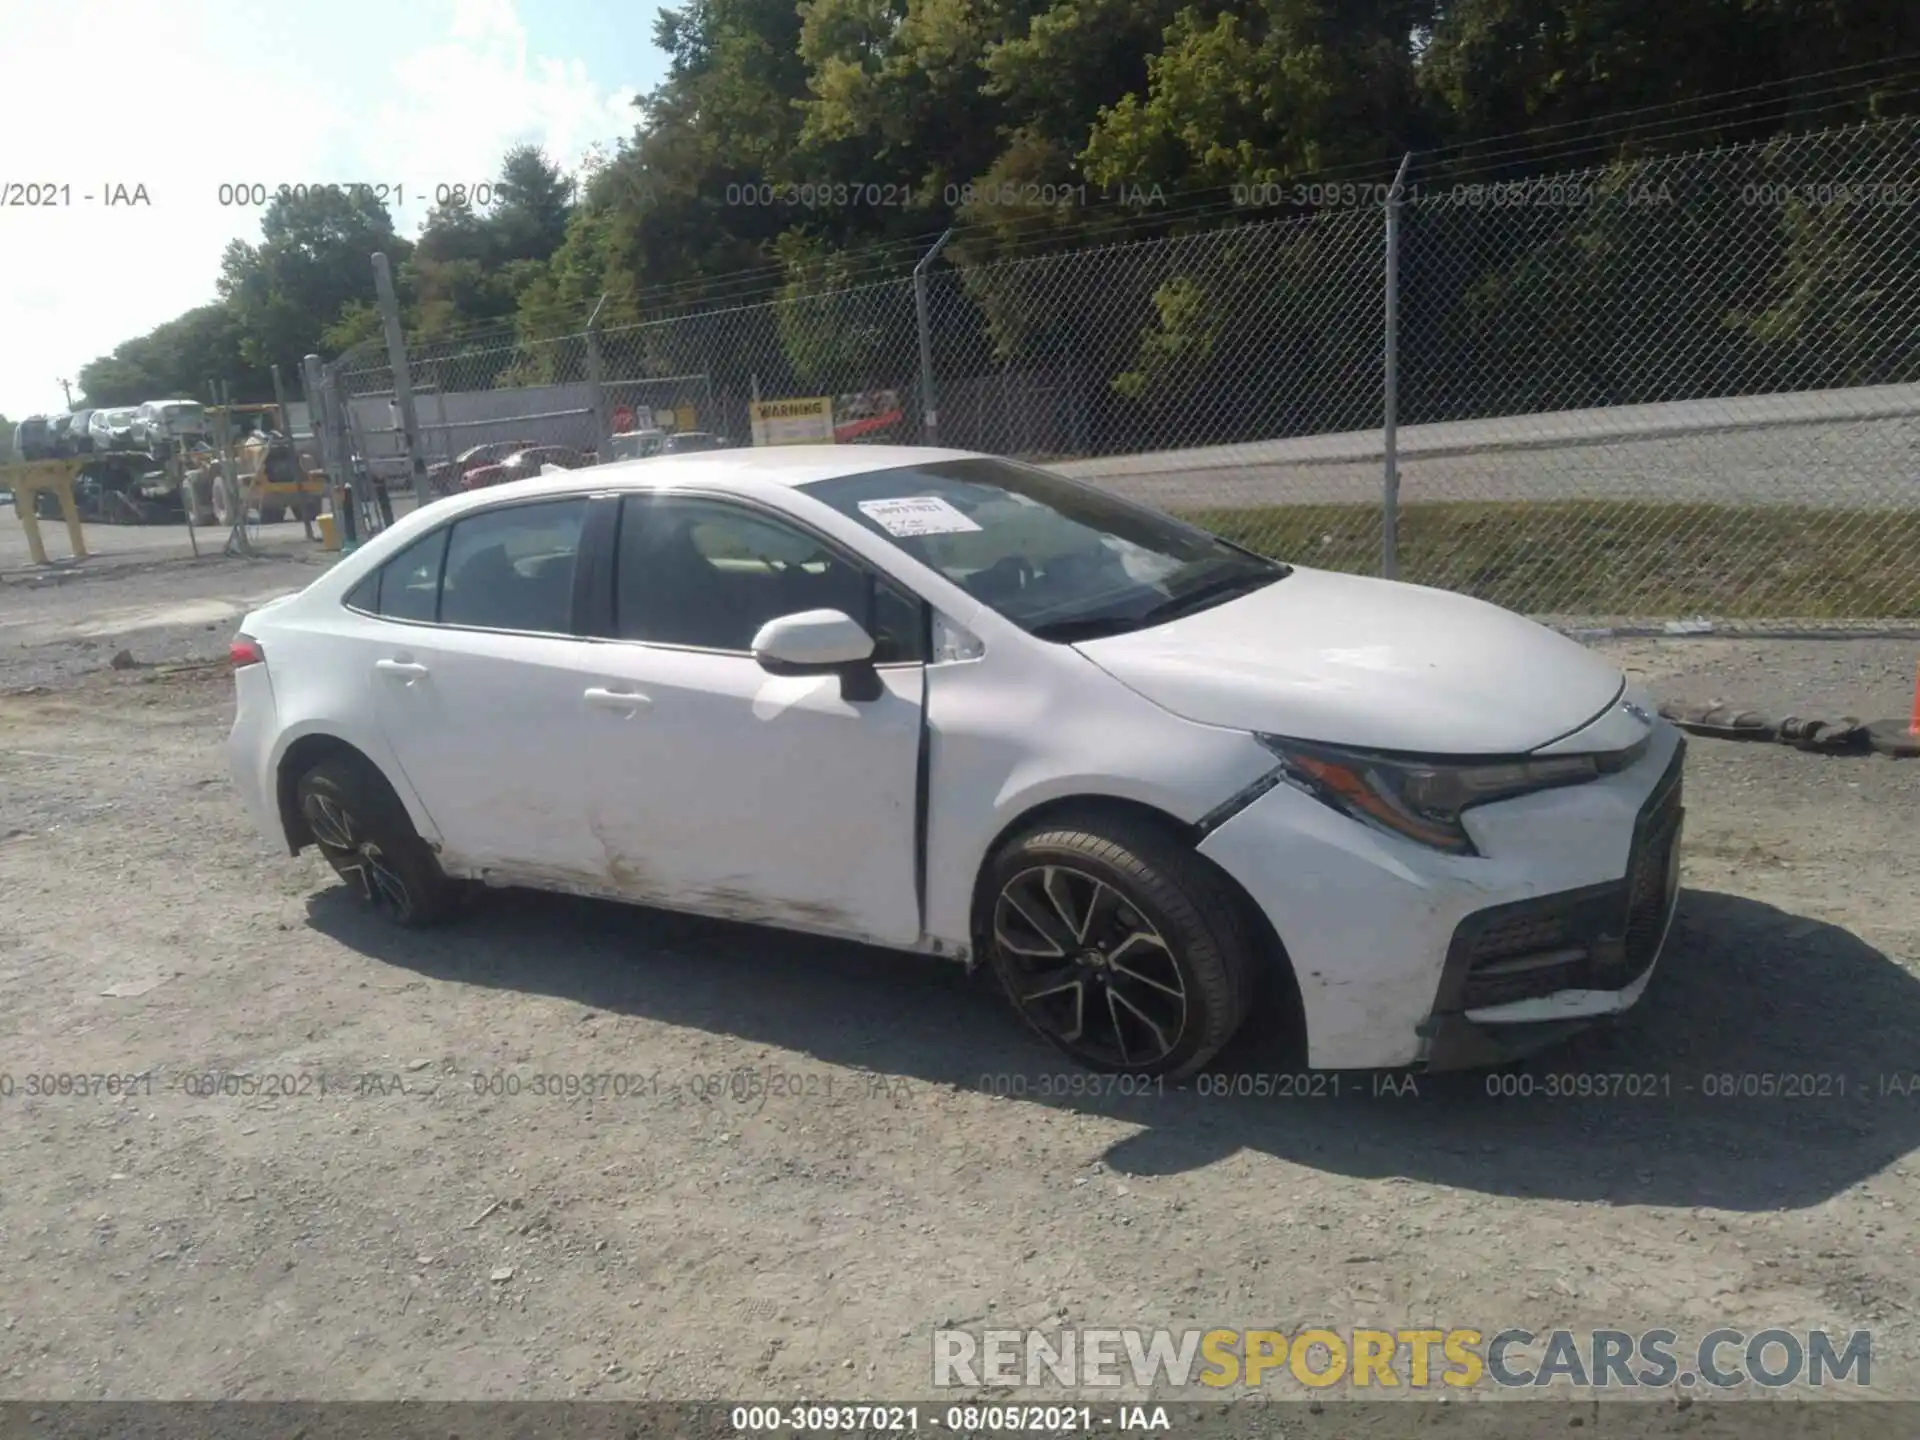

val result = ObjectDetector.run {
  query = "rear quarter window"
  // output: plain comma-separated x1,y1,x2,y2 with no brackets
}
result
344,530,448,623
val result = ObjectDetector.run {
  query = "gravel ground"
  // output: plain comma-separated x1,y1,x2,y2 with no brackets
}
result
1,545,1917,1411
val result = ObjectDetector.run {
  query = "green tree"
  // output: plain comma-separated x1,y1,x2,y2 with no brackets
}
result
1083,0,1433,191
491,145,577,263
1420,0,1919,157
218,187,408,379
77,304,254,404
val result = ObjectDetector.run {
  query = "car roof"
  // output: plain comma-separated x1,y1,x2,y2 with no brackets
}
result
326,446,1004,581
469,444,981,503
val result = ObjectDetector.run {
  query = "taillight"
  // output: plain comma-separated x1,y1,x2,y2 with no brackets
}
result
230,635,266,668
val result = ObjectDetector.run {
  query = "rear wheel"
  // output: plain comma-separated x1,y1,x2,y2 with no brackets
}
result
295,754,457,927
256,502,286,525
983,816,1258,1078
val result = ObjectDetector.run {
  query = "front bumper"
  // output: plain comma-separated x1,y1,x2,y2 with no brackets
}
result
1196,721,1685,1070
1418,744,1683,1069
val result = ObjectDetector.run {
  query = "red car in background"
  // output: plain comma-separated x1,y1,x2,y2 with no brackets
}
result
426,440,538,495
458,445,595,492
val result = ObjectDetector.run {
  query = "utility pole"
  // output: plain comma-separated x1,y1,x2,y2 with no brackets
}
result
56,378,73,408
912,230,954,447
1381,152,1413,582
371,252,435,511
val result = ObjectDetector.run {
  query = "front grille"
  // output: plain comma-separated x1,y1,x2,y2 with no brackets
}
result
1455,886,1620,1009
1440,738,1685,1011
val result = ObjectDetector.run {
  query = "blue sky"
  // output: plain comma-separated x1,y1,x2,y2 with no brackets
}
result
0,0,669,419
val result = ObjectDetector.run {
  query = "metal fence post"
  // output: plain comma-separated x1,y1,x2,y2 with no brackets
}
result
584,295,610,454
342,388,393,530
303,354,352,549
371,252,433,511
325,365,364,548
216,381,255,557
1381,153,1413,581
914,229,954,447
430,360,452,467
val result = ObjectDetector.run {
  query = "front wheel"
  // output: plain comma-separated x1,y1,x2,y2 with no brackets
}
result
294,754,457,927
983,816,1259,1078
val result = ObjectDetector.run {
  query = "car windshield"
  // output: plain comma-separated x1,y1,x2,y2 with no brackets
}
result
805,457,1288,640
105,410,135,423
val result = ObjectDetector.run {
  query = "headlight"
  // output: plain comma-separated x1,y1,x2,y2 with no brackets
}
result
1254,735,1603,855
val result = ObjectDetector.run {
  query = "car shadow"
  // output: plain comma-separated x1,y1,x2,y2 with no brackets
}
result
305,883,1920,1211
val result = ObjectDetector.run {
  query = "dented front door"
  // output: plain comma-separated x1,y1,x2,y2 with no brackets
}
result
572,645,925,946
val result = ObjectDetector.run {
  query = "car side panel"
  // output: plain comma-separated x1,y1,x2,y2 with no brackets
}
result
247,608,445,849
227,662,284,851
919,644,1276,955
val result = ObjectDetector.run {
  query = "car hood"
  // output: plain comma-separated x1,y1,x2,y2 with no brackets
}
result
1073,566,1625,755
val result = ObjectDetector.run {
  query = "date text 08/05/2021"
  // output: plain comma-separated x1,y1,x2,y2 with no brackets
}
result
6,1070,1919,1103
0,1068,921,1103
727,1404,1167,1434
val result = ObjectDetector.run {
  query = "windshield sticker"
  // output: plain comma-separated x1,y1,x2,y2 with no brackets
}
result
857,496,983,536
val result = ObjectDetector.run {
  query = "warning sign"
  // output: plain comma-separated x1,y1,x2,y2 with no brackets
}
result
750,397,836,446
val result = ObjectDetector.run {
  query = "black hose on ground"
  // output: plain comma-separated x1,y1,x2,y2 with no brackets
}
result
1658,701,1920,757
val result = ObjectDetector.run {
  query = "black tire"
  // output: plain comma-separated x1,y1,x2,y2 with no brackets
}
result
294,754,457,927
257,503,286,525
982,815,1259,1078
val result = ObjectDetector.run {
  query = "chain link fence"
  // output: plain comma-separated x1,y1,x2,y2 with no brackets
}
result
328,115,1920,624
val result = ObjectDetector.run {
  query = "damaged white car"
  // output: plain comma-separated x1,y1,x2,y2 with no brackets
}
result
228,446,1684,1076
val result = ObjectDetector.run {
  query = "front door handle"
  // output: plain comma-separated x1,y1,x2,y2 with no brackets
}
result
374,659,429,678
584,686,651,712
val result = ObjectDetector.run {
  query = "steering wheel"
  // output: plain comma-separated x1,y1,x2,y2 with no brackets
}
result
755,545,824,578
968,555,1035,598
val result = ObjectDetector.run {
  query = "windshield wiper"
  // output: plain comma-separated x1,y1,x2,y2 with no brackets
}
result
1028,567,1285,643
1027,614,1147,642
1132,566,1285,626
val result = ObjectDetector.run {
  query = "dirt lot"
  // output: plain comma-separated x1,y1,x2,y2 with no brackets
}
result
1,542,1917,1410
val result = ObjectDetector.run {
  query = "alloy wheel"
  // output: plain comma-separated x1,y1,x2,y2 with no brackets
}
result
992,864,1188,1068
301,790,416,921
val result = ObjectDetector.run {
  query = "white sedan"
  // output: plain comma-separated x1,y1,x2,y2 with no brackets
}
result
228,445,1684,1077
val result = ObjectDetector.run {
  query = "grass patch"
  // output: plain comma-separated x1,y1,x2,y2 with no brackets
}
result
1180,501,1920,619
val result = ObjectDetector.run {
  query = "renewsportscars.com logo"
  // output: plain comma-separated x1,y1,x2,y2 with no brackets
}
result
932,1327,1873,1391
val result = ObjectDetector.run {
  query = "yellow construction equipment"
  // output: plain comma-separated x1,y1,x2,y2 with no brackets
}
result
178,404,328,530
4,459,90,566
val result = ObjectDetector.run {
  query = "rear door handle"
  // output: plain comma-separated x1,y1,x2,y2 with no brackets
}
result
584,686,651,712
374,659,429,678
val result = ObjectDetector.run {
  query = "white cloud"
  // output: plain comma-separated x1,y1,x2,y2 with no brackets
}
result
0,0,636,419
368,0,639,206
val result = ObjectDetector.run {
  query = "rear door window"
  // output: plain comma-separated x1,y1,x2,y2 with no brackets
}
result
438,498,588,633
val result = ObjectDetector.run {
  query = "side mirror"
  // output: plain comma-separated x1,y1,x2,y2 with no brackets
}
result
753,609,875,670
752,609,883,701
